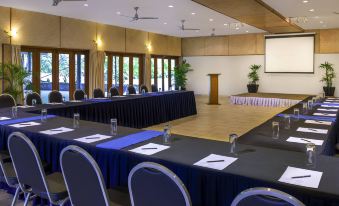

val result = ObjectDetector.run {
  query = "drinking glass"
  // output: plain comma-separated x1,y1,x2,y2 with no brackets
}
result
107,92,111,98
312,97,317,104
84,94,88,100
41,109,47,122
142,89,146,94
302,102,308,114
229,134,238,155
306,143,316,167
179,86,182,91
163,123,171,145
110,118,118,136
293,108,300,120
11,106,18,118
307,100,313,110
73,113,80,128
159,88,162,92
62,96,66,102
32,99,37,106
272,121,279,139
283,114,291,129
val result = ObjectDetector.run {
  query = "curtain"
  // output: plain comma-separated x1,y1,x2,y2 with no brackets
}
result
11,45,21,65
89,50,106,98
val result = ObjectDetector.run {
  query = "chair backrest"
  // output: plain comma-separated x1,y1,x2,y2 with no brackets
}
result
60,145,110,206
128,85,136,94
110,87,120,96
139,85,148,93
7,132,52,200
26,92,42,105
0,94,16,108
93,88,105,98
48,90,63,103
231,188,305,206
128,162,191,206
74,89,86,100
151,85,158,92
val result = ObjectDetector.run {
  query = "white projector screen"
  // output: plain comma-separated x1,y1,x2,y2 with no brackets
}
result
265,34,315,73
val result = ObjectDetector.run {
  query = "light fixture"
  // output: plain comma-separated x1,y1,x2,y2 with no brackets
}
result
209,18,213,22
93,38,102,47
303,0,309,3
163,22,167,25
116,11,121,15
191,12,196,15
84,3,88,7
246,30,249,33
146,42,152,52
320,21,324,24
168,5,174,8
309,9,315,12
4,29,17,38
235,27,240,30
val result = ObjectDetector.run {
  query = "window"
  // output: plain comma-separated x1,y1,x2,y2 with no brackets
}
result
75,54,85,91
40,52,53,103
112,56,120,89
133,57,139,91
123,57,129,94
157,58,163,92
151,56,178,91
59,53,70,101
21,51,33,96
104,56,109,94
171,59,176,89
151,58,155,85
164,59,169,91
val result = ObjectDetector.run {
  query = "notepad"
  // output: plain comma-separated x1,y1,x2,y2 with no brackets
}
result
317,108,338,112
297,127,328,134
69,100,82,103
17,105,34,108
40,127,74,135
10,121,41,128
194,154,237,171
286,136,323,146
321,105,339,108
279,166,323,188
129,143,170,155
313,113,336,117
0,117,11,121
75,134,112,143
46,102,64,105
305,120,332,126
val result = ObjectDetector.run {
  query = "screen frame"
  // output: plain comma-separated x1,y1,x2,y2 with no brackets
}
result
264,33,315,74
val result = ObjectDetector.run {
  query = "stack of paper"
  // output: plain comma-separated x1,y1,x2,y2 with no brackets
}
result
305,120,332,126
194,154,237,170
10,121,41,128
0,117,11,121
129,143,170,155
297,127,328,134
286,136,323,146
40,127,74,135
279,166,323,188
75,134,112,143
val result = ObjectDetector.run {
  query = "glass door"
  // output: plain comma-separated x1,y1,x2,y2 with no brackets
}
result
59,53,70,101
40,52,53,103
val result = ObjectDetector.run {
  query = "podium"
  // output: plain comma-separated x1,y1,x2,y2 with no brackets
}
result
207,73,221,105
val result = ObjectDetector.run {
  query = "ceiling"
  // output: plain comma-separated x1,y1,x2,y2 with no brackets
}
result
0,0,338,38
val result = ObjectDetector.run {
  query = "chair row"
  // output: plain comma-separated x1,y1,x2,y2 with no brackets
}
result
0,131,305,206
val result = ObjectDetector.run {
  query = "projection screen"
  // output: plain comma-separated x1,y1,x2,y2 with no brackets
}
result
265,33,315,73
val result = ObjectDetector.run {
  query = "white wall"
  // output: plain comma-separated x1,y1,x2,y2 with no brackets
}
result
185,54,339,97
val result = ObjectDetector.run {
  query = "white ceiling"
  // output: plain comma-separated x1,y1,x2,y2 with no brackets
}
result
263,0,339,30
0,0,338,38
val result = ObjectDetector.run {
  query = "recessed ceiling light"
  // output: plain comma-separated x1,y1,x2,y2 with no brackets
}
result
320,21,324,24
309,9,315,12
224,23,228,26
116,11,121,15
236,27,240,30
209,18,214,22
246,30,249,33
164,22,167,25
168,5,174,8
83,3,88,7
191,12,196,15
303,0,309,3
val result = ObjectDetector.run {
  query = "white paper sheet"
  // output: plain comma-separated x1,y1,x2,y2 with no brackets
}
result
69,100,82,103
129,143,170,155
305,120,332,126
297,127,328,134
40,127,74,135
279,166,323,188
313,113,336,117
113,96,127,98
0,117,11,121
286,136,323,146
17,105,34,108
321,105,339,108
317,108,338,112
326,98,339,100
193,154,237,171
46,103,64,105
10,121,41,128
94,98,108,100
75,134,112,143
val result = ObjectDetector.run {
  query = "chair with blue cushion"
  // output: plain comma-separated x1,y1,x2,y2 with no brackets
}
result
60,145,130,206
0,94,16,109
110,87,120,96
73,89,86,100
128,162,191,206
48,90,63,103
151,84,158,92
8,132,69,206
25,92,42,105
128,85,136,95
231,187,305,206
93,88,105,98
139,85,148,93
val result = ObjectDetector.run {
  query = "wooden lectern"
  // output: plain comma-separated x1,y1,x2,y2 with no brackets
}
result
207,73,221,105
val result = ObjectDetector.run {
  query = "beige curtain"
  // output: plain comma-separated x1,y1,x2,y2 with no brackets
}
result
89,50,106,98
11,45,21,65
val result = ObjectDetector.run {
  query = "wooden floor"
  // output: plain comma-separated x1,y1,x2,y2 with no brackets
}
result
147,95,287,141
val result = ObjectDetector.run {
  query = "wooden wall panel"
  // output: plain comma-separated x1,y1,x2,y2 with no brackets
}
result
0,7,11,94
61,17,96,50
125,29,148,54
229,34,257,55
255,34,265,54
182,37,205,56
11,9,60,47
149,33,168,55
167,36,181,56
319,29,339,53
204,36,228,56
97,24,125,52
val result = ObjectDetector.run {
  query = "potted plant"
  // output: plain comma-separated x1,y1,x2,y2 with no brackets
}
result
0,63,30,103
247,64,261,93
320,61,336,96
174,60,193,90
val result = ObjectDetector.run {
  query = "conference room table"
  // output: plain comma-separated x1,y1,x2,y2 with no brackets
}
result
239,97,339,156
1,96,339,206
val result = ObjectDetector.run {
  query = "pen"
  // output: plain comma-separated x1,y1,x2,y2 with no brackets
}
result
291,175,311,179
207,160,225,163
142,147,158,150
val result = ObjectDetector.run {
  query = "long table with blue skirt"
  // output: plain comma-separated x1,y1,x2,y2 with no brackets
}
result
22,91,197,128
1,95,339,205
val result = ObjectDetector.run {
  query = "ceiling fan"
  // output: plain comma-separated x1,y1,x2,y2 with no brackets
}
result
119,7,159,21
179,20,200,31
52,0,86,6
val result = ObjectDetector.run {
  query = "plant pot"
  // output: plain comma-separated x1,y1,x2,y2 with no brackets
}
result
323,87,335,96
247,84,259,93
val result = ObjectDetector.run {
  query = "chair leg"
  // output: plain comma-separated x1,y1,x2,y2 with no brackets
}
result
10,186,20,206
23,192,31,206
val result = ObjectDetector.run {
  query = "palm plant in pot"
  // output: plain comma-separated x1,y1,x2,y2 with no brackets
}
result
247,64,261,93
174,60,193,90
320,61,336,96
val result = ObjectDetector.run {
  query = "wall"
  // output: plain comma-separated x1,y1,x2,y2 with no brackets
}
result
185,54,339,96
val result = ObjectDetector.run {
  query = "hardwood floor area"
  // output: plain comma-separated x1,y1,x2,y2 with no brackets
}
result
147,95,287,141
